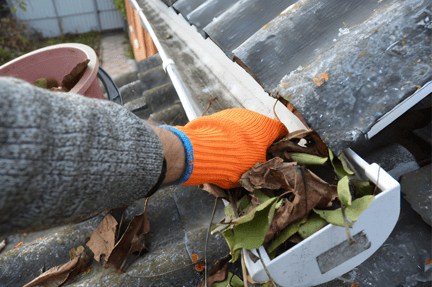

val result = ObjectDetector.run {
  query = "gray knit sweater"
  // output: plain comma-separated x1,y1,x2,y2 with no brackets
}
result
0,77,164,237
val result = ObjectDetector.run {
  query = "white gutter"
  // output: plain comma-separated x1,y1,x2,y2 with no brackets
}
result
128,0,200,121
367,81,431,139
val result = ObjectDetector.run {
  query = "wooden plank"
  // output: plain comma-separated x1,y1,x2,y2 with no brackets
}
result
172,0,207,17
203,0,298,58
187,0,239,30
126,0,158,61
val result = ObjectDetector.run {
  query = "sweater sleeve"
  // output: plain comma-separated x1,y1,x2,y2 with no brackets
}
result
0,77,164,236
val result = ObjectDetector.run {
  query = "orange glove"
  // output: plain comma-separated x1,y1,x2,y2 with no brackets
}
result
161,108,288,189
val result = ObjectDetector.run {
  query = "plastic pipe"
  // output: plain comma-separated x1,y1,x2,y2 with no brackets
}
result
129,0,200,121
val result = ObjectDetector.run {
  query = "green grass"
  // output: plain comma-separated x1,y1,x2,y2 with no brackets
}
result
39,31,100,47
122,34,135,60
0,22,102,66
38,31,101,56
125,44,134,59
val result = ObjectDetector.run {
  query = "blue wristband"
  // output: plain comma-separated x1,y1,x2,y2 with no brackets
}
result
159,125,194,185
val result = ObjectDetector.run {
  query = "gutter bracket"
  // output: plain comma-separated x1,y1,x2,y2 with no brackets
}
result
163,59,175,73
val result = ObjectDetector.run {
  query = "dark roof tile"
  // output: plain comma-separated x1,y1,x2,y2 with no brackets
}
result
204,0,298,58
173,0,208,17
187,0,239,30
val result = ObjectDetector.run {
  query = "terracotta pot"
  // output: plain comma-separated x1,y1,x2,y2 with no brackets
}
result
0,43,104,99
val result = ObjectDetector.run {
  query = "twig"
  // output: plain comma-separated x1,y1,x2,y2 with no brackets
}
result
204,198,219,287
241,250,249,287
202,96,218,116
228,192,248,287
256,248,277,287
341,204,355,245
116,211,125,243
273,99,280,121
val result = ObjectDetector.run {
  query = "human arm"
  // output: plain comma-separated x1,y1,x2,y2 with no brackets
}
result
0,77,287,236
0,77,166,236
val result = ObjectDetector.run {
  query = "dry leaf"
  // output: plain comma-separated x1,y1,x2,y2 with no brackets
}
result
264,166,337,242
239,159,337,243
199,183,228,198
239,158,295,192
268,129,329,158
198,255,232,287
86,214,118,264
61,59,90,91
24,246,90,287
104,198,151,272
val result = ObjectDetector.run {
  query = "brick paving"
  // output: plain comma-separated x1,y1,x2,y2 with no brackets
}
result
100,32,137,78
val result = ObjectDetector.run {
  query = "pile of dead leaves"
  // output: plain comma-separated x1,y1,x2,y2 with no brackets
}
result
33,59,90,92
203,127,375,285
23,199,151,286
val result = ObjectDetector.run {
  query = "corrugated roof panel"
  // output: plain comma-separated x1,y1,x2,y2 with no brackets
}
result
9,0,55,20
26,18,60,38
55,0,94,16
99,10,125,30
96,0,116,10
8,0,124,37
203,0,298,59
61,14,99,34
172,0,207,17
187,0,239,30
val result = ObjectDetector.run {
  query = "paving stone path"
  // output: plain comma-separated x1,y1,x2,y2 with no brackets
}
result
100,32,137,78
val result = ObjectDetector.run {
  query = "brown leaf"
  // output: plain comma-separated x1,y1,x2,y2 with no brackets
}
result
86,214,118,264
199,183,228,198
198,255,231,287
104,198,151,272
61,59,90,91
268,129,328,158
23,246,90,287
46,78,59,89
238,156,337,243
239,158,293,192
264,166,337,242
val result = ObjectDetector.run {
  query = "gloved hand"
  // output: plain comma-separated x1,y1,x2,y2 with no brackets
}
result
161,108,288,189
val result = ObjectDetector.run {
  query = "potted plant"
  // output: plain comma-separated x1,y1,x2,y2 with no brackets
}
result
0,43,105,99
